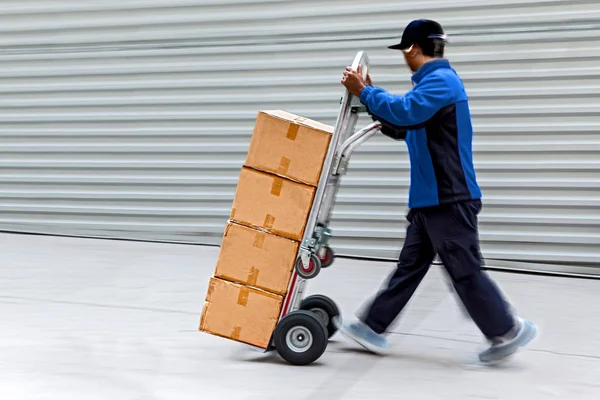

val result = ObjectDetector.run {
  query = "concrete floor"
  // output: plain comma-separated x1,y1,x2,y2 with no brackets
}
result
1,233,599,400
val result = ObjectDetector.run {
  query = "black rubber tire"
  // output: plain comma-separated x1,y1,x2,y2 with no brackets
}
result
295,254,322,280
273,310,328,366
300,295,340,338
319,246,335,268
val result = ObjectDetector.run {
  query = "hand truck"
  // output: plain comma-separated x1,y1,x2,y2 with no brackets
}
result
258,51,382,365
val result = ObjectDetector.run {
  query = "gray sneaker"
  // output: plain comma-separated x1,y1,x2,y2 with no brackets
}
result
479,317,538,363
332,316,389,355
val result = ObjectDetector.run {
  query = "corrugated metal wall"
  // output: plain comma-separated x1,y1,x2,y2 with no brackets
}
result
1,0,599,275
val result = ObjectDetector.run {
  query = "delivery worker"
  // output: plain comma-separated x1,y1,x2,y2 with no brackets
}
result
337,19,537,363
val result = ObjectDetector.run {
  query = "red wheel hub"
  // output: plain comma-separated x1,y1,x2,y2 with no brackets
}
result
302,260,315,273
319,252,329,263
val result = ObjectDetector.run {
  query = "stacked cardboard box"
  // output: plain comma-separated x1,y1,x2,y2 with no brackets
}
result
200,110,333,349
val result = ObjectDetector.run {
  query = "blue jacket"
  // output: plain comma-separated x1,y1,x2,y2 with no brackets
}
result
360,58,482,209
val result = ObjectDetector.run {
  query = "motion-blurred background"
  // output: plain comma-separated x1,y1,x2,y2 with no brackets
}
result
1,0,598,275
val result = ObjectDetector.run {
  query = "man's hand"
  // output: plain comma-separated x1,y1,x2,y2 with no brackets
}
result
341,65,372,97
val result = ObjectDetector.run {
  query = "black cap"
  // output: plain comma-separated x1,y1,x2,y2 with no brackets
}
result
388,19,446,51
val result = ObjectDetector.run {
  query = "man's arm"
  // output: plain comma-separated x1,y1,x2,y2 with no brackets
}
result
367,108,409,141
379,121,409,141
359,74,454,127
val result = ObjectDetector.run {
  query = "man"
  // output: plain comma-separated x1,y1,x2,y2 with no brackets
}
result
337,19,537,363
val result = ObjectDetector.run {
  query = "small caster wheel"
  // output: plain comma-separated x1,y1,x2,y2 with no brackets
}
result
295,254,321,279
273,310,328,366
300,294,340,338
319,246,335,269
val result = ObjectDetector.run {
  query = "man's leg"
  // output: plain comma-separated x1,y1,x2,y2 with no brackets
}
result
335,211,435,353
426,201,537,362
363,212,436,333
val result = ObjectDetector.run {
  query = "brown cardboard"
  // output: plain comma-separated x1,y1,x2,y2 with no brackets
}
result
214,222,298,296
230,167,315,241
199,277,283,349
245,110,333,187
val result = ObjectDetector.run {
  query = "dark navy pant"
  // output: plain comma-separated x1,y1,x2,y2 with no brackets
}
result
363,200,515,339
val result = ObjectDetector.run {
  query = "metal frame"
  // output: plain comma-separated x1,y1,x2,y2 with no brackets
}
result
256,51,381,353
242,51,380,355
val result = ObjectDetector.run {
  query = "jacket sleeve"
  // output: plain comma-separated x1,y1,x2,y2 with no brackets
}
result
366,108,408,141
379,121,408,141
359,73,454,127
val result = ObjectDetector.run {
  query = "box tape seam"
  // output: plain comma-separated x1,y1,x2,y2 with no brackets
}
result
247,267,259,287
286,123,299,141
237,287,249,306
264,214,275,229
231,326,242,341
253,233,266,249
278,157,291,175
271,177,283,196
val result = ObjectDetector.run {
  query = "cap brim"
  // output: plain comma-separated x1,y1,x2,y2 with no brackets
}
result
388,41,410,51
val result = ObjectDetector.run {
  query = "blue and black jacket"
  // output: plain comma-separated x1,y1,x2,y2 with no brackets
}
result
360,58,482,209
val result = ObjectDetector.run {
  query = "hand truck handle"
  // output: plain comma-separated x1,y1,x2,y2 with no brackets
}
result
338,121,381,160
350,50,371,80
298,51,372,258
338,50,370,116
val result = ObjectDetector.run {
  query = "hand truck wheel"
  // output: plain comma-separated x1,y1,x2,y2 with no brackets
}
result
319,246,335,269
295,254,321,279
273,310,328,366
300,294,340,338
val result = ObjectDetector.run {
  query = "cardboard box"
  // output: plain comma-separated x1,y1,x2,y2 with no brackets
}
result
246,110,333,187
230,167,315,241
200,277,283,349
214,222,298,296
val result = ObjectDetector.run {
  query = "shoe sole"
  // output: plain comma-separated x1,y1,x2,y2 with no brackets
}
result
479,322,538,363
332,317,388,355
